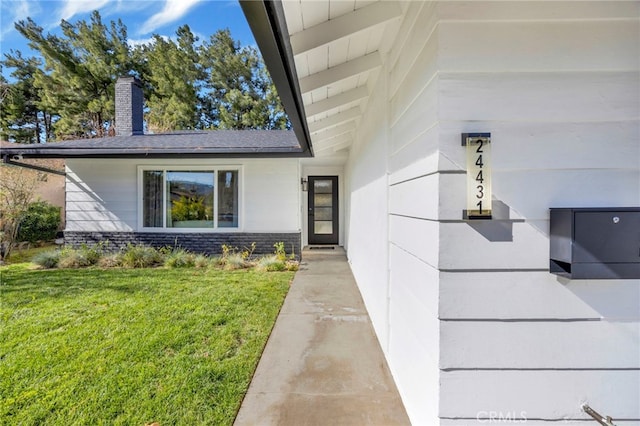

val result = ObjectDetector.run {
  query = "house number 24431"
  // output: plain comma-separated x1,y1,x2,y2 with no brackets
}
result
464,133,492,219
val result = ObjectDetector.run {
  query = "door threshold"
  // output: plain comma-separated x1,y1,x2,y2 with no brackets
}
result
309,246,336,250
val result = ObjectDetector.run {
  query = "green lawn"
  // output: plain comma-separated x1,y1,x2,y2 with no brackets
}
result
0,264,293,425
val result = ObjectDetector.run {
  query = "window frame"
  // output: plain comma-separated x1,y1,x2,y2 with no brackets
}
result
137,165,243,232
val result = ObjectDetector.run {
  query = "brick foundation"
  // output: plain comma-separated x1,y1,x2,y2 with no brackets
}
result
64,231,301,258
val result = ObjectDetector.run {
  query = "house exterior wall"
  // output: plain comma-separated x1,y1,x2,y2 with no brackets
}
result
65,157,302,254
343,2,639,425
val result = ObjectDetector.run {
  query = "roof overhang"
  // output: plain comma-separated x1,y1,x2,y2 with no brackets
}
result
0,130,305,160
0,146,306,160
239,0,314,157
239,0,404,159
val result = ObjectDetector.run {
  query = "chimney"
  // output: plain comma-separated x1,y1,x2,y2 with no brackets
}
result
115,76,144,136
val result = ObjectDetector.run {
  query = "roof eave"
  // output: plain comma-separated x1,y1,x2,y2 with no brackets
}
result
239,0,314,157
1,147,307,159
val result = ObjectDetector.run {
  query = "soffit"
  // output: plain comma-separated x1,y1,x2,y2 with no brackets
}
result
281,0,405,157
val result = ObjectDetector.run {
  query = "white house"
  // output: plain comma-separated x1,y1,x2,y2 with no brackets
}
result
2,1,639,424
2,77,309,256
238,1,639,425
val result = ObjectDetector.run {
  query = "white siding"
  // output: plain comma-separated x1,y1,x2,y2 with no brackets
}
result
65,158,300,233
435,4,640,424
345,2,443,424
66,159,137,232
340,1,640,424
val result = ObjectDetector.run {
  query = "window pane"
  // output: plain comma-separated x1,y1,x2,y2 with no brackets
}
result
314,179,332,194
218,170,238,228
314,194,332,207
315,221,333,234
143,171,163,227
166,171,214,228
315,207,332,221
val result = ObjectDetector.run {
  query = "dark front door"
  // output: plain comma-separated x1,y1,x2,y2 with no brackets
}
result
308,176,339,245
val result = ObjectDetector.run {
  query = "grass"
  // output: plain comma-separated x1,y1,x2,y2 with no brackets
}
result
4,244,56,264
0,263,293,425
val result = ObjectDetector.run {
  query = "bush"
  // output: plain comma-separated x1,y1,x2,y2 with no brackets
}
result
17,201,61,243
194,254,210,269
120,244,163,268
32,249,60,269
222,253,247,270
98,253,122,268
256,255,286,272
58,248,94,269
164,249,195,268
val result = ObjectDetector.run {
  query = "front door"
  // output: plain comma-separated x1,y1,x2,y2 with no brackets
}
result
308,176,338,245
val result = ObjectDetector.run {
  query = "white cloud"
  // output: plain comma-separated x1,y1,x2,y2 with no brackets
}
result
138,0,201,35
127,34,168,48
58,0,111,21
0,0,34,42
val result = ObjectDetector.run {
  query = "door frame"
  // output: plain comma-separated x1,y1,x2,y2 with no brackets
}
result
307,175,339,245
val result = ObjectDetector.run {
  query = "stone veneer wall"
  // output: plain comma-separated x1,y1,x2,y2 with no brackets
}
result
64,231,301,258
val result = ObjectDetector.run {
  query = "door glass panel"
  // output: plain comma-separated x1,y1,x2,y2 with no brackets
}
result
314,179,332,193
315,207,332,221
314,193,332,207
315,221,333,234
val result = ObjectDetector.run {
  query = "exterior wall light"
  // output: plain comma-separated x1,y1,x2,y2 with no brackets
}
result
301,177,308,192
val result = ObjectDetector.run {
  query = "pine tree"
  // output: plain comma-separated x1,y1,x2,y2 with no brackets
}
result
200,29,288,130
14,12,136,139
138,25,202,132
0,53,54,143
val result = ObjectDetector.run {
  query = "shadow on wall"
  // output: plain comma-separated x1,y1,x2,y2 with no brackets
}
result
465,200,524,242
562,277,640,320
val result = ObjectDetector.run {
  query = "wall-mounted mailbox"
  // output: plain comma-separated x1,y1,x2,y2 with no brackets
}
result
550,208,640,279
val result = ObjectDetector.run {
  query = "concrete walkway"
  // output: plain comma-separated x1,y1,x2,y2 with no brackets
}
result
234,247,410,426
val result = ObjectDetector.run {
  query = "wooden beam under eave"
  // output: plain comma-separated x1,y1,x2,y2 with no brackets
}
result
308,107,361,134
313,134,353,152
312,122,356,142
290,1,402,56
305,86,369,118
299,52,382,94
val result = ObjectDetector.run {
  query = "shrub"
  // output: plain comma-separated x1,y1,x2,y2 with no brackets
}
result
164,249,195,268
120,244,163,268
285,260,300,272
256,255,286,272
194,254,210,269
223,253,247,270
17,201,61,243
58,248,94,269
32,249,60,269
273,242,287,261
98,253,122,268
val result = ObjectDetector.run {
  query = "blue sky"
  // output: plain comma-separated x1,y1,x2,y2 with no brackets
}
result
1,0,256,76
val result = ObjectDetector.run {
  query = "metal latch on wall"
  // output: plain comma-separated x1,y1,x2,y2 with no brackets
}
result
582,404,617,426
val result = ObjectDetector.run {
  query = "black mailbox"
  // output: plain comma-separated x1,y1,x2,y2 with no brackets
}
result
550,208,640,279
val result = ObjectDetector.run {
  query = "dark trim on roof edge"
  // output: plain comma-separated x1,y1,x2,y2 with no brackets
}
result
239,0,314,157
0,148,306,159
1,157,66,176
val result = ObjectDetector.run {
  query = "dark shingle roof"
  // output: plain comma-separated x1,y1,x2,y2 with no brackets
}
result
1,130,305,159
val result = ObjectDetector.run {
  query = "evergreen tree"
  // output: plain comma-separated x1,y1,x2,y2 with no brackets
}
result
200,29,288,130
138,25,202,132
0,53,54,143
14,12,136,139
2,12,289,138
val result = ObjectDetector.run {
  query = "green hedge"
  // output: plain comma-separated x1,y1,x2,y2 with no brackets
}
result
17,201,61,243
